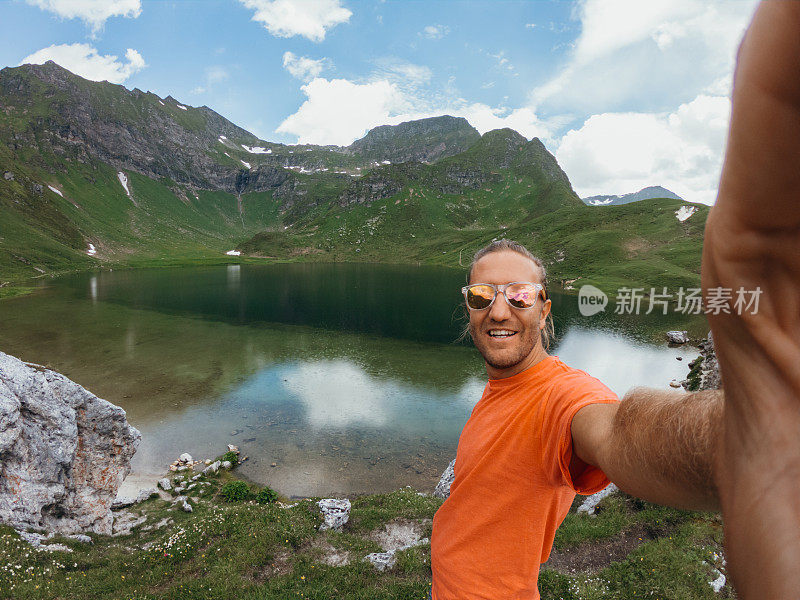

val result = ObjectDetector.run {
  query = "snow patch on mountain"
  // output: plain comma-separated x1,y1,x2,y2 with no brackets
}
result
117,172,130,197
47,185,63,197
588,197,615,205
241,145,271,154
240,160,251,169
675,206,697,222
177,104,188,111
225,250,241,256
86,243,97,256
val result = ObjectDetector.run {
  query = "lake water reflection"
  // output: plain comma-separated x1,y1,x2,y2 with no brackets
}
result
0,264,707,497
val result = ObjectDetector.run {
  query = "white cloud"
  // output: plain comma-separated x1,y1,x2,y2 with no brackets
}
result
277,78,410,145
456,104,553,141
488,50,514,72
277,74,557,146
282,51,328,82
20,44,146,84
525,23,536,29
191,65,230,94
26,0,141,32
372,58,432,87
239,0,351,42
532,0,757,115
421,24,450,39
555,94,730,204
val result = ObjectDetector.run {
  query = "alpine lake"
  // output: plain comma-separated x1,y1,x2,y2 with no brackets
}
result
0,263,709,498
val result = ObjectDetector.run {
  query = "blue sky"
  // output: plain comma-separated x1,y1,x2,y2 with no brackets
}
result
0,0,759,203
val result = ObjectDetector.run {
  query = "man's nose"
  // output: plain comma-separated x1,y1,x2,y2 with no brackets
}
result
488,291,512,321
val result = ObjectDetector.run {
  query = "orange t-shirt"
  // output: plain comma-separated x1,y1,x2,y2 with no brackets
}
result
431,355,619,600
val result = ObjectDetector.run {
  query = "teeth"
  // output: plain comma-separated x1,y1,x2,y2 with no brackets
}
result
488,330,516,337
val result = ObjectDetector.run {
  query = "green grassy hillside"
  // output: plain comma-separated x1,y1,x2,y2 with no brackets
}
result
0,61,709,294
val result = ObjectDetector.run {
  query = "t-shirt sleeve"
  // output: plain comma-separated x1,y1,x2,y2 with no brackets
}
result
539,371,619,495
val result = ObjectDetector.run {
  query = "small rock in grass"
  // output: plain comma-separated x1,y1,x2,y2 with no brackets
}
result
666,330,689,344
174,496,192,512
318,498,351,531
365,551,396,571
577,484,619,516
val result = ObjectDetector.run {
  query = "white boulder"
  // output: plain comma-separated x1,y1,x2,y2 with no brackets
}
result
0,352,140,535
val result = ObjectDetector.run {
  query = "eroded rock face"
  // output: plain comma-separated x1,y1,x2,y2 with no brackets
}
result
0,351,140,535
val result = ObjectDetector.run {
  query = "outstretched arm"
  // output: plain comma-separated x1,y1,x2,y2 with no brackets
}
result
702,2,800,598
571,389,722,511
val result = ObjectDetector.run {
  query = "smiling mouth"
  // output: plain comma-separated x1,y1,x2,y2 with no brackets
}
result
487,329,517,339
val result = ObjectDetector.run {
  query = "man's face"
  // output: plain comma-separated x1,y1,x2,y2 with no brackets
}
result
467,251,551,378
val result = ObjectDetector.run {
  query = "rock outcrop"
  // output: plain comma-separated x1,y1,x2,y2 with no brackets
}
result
682,332,722,391
434,458,456,499
0,351,140,535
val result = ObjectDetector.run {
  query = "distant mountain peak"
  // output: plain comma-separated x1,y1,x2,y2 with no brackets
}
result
582,185,683,206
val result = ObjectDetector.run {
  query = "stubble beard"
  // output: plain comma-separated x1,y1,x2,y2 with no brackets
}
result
469,321,540,371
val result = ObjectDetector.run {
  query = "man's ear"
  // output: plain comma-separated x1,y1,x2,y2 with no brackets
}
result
539,298,552,328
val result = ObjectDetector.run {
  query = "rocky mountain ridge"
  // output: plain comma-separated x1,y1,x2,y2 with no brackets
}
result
0,61,707,294
1,61,576,215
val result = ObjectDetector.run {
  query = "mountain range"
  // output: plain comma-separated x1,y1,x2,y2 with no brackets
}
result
0,61,708,293
582,186,683,206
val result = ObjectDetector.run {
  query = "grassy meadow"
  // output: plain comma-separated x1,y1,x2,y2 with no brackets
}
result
0,456,731,600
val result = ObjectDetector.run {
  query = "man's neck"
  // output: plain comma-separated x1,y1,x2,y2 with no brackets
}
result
486,346,550,380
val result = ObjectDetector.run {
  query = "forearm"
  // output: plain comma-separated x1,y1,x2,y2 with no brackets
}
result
599,388,723,511
702,2,800,597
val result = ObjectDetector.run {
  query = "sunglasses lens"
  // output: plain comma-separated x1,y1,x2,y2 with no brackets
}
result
466,285,495,309
506,284,539,309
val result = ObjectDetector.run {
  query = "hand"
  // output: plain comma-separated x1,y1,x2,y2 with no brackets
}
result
702,2,800,598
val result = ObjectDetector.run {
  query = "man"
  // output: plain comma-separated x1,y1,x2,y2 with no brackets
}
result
430,240,720,600
431,2,800,598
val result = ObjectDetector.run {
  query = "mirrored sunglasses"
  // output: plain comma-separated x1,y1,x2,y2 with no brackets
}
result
461,282,544,310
